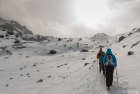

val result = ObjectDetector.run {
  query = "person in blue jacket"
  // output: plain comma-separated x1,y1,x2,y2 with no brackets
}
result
103,48,117,90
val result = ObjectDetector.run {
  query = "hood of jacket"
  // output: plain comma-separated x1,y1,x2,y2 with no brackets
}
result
106,48,113,55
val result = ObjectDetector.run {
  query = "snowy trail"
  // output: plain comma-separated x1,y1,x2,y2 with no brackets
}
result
70,57,139,94
0,35,140,94
92,61,139,94
0,51,139,94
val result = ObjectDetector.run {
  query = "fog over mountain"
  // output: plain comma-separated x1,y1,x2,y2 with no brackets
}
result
0,0,140,37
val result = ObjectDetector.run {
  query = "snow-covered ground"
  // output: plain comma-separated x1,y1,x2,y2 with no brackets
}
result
0,30,140,94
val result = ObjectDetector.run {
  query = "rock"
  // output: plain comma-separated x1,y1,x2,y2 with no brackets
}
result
26,56,30,58
123,45,127,48
131,41,140,48
57,66,60,68
47,76,51,78
33,63,37,67
0,35,4,38
64,63,67,65
37,79,43,83
5,84,9,87
84,63,89,66
58,38,62,41
7,31,14,35
68,47,72,49
12,44,26,49
14,40,20,44
80,49,89,52
26,73,29,75
128,32,132,36
99,45,105,48
79,38,82,41
20,67,23,70
82,58,86,60
48,50,57,54
128,51,134,56
5,50,12,55
118,36,126,42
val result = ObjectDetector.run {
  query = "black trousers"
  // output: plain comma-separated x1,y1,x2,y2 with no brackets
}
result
99,62,105,75
105,66,114,87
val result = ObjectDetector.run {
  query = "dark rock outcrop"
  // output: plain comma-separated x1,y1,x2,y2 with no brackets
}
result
128,51,134,56
118,36,126,42
0,18,33,37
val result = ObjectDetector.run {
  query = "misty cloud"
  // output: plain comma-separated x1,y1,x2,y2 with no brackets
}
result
96,0,140,35
108,0,135,8
0,0,140,37
0,0,75,37
66,23,96,38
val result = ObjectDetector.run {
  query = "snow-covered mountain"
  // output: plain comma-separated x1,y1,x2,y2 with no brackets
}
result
0,18,140,94
90,33,110,41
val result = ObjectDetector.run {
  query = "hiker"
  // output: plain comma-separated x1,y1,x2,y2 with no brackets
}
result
97,47,105,75
103,48,117,90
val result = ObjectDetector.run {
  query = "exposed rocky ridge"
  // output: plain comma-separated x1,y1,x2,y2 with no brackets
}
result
0,18,33,36
0,18,53,41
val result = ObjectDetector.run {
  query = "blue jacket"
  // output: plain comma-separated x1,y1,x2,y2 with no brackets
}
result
103,48,117,67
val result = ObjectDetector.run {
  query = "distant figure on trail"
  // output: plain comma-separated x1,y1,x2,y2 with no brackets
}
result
97,47,105,75
103,48,117,90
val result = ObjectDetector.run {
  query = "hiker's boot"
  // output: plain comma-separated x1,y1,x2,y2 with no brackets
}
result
107,87,110,90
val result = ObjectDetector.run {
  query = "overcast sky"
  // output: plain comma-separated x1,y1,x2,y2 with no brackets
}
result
0,0,140,37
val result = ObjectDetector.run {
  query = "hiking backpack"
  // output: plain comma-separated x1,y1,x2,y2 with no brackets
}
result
99,52,105,62
104,55,115,67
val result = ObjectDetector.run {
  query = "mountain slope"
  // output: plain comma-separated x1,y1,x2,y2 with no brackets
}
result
0,18,33,37
110,28,140,91
0,36,139,94
90,33,110,41
0,17,140,94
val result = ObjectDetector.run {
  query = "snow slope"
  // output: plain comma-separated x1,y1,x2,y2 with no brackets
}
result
111,28,140,92
0,28,140,94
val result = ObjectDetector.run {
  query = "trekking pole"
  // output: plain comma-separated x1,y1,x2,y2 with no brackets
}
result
104,75,106,86
96,59,98,71
104,66,106,86
116,67,119,87
96,59,99,79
